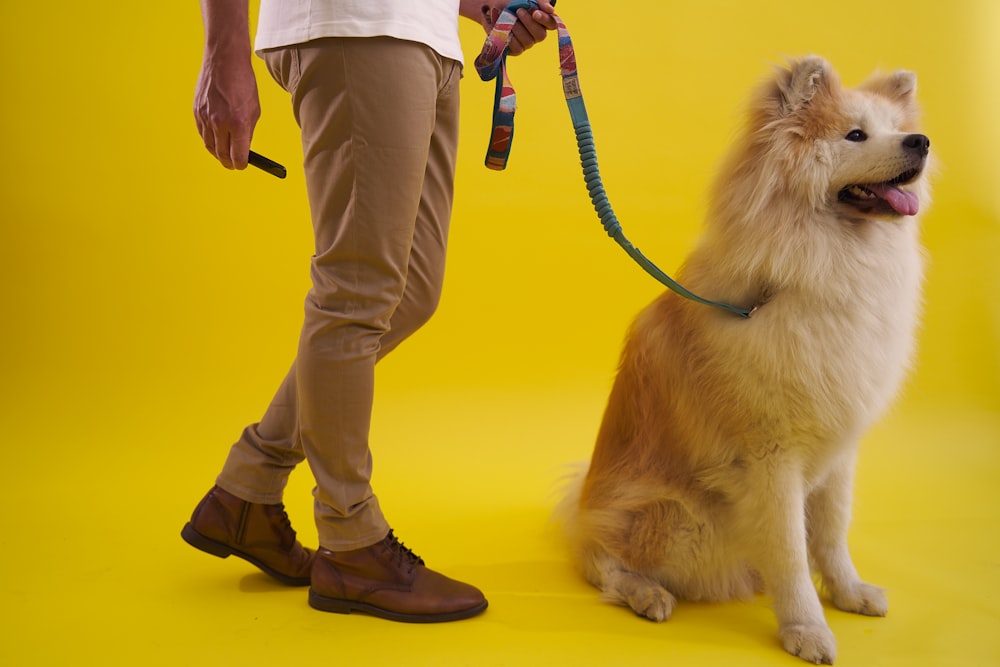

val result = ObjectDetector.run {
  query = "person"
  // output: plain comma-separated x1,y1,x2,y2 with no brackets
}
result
181,0,557,623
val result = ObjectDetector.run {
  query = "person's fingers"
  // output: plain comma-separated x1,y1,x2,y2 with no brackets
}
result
212,129,234,170
195,107,256,170
507,33,526,57
192,63,259,170
516,8,550,43
531,8,557,29
506,6,556,55
229,130,251,170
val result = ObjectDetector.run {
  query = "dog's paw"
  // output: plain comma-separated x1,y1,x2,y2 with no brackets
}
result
630,585,676,622
600,570,677,622
608,584,676,622
831,581,888,617
780,623,837,665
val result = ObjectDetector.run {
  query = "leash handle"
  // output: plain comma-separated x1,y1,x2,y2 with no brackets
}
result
474,2,531,169
475,2,754,319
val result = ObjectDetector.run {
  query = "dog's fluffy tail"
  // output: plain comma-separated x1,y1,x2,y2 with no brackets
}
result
550,461,588,541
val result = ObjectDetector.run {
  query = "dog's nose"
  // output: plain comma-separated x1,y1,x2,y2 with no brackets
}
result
903,133,930,157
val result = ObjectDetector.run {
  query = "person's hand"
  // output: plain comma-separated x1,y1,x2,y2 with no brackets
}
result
193,48,261,170
481,1,558,56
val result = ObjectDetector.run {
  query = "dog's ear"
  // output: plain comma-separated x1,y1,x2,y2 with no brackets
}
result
770,56,836,117
859,69,918,110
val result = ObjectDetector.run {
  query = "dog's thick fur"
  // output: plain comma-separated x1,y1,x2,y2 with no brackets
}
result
560,57,929,664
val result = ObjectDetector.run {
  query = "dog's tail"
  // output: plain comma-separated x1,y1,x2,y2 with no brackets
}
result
549,461,588,540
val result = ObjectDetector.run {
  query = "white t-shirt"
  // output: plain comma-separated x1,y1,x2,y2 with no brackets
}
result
255,0,464,64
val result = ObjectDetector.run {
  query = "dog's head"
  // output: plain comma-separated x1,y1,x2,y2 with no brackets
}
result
744,56,930,222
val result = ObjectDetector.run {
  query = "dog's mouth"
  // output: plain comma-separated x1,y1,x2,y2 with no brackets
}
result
837,167,922,217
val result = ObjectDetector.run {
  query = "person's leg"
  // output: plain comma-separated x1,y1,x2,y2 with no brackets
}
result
184,39,482,617
282,36,457,551
376,50,460,361
209,38,459,504
280,37,483,621
215,364,302,504
183,362,312,586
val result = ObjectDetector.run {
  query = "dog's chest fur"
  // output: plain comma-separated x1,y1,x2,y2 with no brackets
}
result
694,217,923,465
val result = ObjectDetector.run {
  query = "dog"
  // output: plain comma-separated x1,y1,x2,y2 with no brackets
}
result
559,56,930,664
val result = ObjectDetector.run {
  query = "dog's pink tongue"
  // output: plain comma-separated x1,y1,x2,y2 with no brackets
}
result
868,184,920,216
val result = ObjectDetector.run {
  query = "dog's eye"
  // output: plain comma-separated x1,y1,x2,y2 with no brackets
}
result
845,129,868,142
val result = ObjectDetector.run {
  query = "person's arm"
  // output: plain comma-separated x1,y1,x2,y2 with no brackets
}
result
459,0,558,56
193,0,261,170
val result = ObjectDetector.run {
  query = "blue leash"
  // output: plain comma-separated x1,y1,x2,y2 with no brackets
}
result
475,1,754,319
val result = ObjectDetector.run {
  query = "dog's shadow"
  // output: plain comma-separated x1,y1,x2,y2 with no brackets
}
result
457,558,779,652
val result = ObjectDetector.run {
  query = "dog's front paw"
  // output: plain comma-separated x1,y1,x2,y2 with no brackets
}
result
831,581,888,617
780,623,837,665
620,585,676,622
599,568,677,622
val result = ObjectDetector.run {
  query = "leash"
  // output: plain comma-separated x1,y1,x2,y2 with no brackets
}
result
474,1,754,319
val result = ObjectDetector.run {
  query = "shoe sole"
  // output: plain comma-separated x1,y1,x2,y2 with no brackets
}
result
308,589,488,623
181,523,311,587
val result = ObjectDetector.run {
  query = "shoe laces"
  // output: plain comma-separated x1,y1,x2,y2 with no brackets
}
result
272,504,298,548
280,509,296,536
385,530,424,569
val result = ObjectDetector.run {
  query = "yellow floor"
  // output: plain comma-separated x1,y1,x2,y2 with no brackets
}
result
2,0,999,665
1,387,997,666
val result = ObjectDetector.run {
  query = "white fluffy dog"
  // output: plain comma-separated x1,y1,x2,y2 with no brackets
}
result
560,56,930,664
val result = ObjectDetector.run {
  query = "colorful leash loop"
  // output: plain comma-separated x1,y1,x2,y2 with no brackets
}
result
474,5,522,169
474,1,754,319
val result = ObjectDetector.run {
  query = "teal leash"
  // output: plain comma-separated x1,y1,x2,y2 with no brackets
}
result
474,1,754,319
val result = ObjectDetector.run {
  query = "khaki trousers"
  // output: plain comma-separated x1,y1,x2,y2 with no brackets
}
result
216,37,462,551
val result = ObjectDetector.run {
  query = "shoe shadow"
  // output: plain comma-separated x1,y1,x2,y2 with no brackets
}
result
238,571,303,594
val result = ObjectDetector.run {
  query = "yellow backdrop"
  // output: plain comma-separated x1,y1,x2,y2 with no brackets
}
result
1,1,996,666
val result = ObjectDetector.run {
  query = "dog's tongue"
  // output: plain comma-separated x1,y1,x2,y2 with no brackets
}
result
868,183,919,216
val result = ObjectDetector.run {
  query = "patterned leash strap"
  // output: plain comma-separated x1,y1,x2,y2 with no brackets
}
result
473,5,523,169
474,1,754,319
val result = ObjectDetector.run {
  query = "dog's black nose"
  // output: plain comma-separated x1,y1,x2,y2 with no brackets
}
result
903,133,930,157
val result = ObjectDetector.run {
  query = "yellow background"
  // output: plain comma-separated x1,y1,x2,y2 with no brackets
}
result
1,1,997,665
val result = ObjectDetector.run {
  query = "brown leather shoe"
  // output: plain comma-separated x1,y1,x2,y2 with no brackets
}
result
309,531,488,622
181,485,314,586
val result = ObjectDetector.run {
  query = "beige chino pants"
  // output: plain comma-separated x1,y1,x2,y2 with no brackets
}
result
215,37,462,551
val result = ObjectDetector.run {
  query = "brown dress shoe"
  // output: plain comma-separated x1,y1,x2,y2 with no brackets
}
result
309,531,488,622
181,486,314,586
